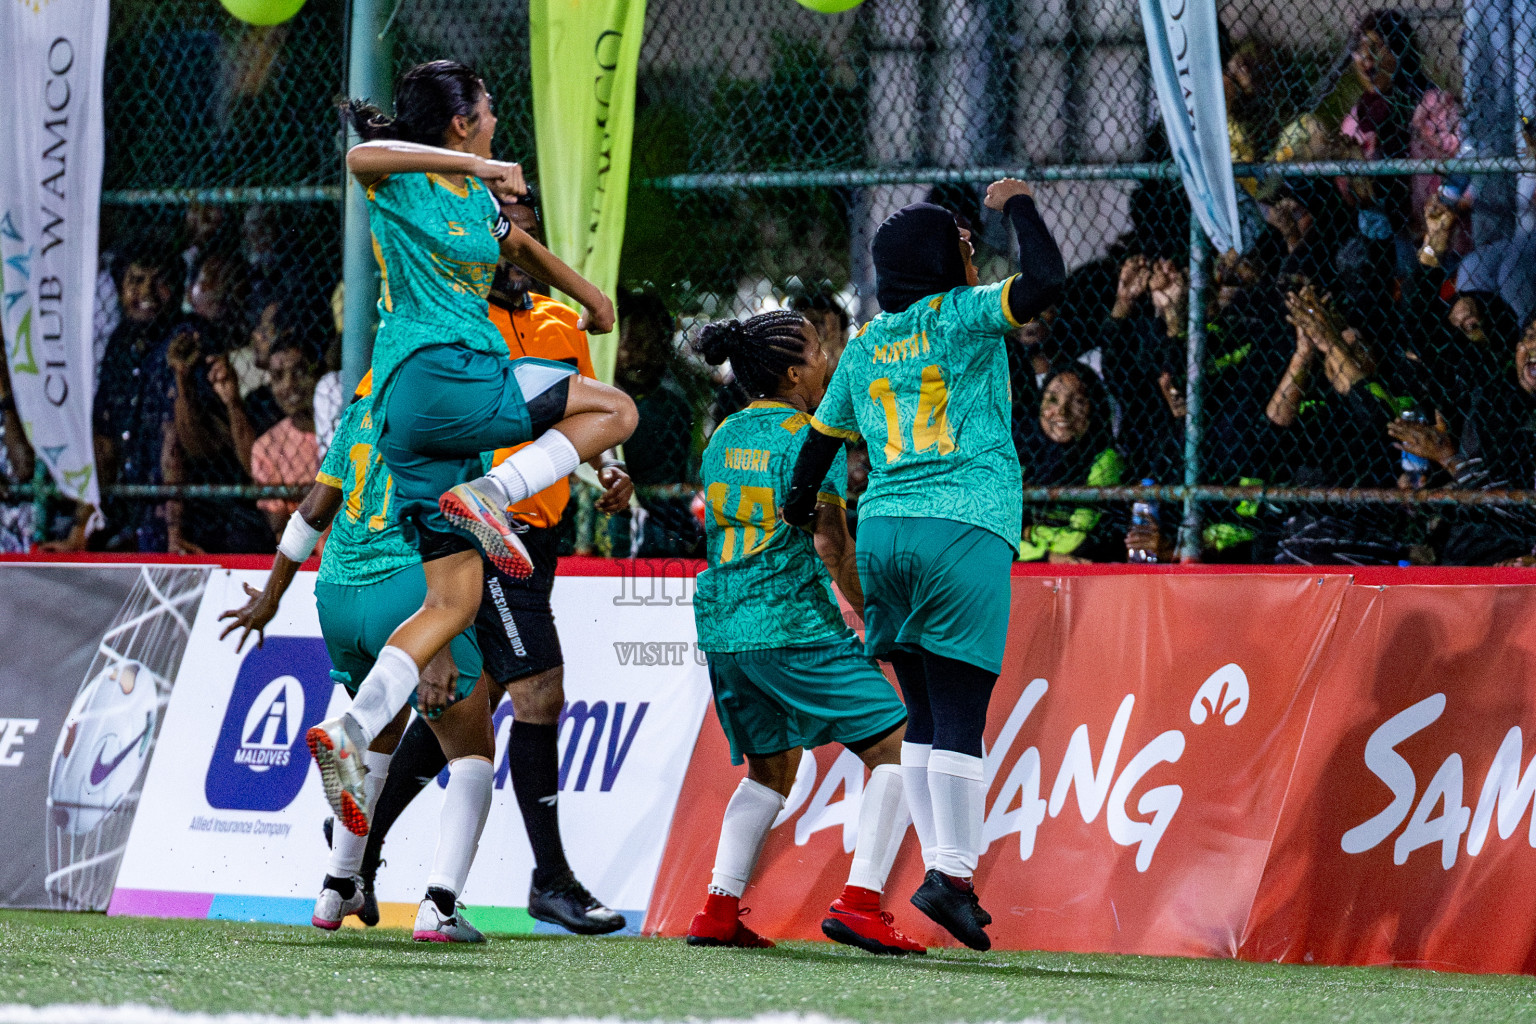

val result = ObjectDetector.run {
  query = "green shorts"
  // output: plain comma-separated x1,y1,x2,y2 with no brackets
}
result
378,344,577,549
314,565,482,711
856,515,1014,674
705,633,907,766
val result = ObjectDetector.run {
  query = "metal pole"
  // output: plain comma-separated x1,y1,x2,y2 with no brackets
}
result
29,459,48,548
341,0,391,397
1178,219,1210,563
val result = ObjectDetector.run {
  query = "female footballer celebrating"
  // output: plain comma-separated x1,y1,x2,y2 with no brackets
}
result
304,61,637,831
688,311,921,956
784,179,1065,950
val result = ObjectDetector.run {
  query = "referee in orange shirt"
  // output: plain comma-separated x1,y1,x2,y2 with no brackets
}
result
355,193,634,933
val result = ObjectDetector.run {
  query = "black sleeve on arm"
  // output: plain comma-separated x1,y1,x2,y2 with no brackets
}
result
1004,194,1067,324
783,430,843,527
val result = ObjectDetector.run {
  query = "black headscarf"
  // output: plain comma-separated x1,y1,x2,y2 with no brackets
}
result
1021,364,1118,486
872,203,969,314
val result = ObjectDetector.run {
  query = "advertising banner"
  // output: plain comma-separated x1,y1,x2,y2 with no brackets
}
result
0,0,108,510
110,567,711,931
1241,584,1536,974
1138,0,1243,253
529,0,648,382
646,574,1350,955
0,565,207,910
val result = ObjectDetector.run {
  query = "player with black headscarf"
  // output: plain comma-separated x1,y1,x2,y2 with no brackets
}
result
783,178,1064,949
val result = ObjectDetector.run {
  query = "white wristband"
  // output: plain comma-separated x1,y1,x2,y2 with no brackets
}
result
278,510,322,562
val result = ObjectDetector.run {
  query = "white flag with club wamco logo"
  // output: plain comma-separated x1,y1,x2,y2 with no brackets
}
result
0,0,108,513
1139,0,1243,254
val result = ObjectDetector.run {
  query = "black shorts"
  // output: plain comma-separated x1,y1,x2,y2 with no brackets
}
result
474,525,563,684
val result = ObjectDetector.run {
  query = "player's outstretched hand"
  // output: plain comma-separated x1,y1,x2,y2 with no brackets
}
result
578,293,617,335
984,178,1033,211
476,158,526,201
219,582,276,652
595,464,633,514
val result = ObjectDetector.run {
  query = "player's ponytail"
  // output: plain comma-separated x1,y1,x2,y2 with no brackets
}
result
694,310,809,399
346,60,485,145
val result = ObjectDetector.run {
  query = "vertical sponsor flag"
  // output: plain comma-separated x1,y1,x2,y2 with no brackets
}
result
1138,0,1243,253
530,0,647,383
0,0,108,514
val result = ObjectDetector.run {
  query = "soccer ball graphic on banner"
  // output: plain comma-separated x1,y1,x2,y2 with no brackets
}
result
45,566,207,912
48,660,157,836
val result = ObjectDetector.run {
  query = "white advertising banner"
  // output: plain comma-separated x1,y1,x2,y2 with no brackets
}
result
0,0,107,507
111,569,712,931
1138,0,1243,254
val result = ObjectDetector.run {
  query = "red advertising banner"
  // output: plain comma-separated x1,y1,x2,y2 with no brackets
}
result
647,574,1354,958
1241,584,1536,974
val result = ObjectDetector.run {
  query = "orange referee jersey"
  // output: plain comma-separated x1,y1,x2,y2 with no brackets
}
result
488,294,595,529
351,293,593,530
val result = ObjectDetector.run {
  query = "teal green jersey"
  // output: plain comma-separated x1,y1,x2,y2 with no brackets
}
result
811,278,1026,548
315,396,419,588
364,172,508,407
694,401,850,653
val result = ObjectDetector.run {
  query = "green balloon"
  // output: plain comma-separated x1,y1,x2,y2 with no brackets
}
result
219,0,307,26
794,0,865,12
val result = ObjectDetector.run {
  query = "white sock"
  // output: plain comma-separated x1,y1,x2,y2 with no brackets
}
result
901,742,937,871
485,430,580,505
346,646,418,744
708,777,785,897
426,756,494,896
327,749,393,878
846,764,905,893
928,749,985,878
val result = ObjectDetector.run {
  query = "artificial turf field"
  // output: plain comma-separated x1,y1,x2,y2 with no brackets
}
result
1,910,1532,1024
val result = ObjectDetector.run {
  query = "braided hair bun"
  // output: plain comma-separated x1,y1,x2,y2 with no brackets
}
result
695,319,752,366
693,310,811,399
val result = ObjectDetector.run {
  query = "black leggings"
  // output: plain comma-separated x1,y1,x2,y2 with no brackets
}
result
886,649,996,758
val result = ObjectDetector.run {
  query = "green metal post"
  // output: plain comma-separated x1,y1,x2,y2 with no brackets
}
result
341,0,391,396
30,459,48,548
1178,220,1211,563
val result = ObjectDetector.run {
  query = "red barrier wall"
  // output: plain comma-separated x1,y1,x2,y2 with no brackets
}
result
645,572,1536,974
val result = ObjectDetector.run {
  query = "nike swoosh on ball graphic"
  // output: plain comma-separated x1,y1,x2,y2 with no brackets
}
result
88,722,151,786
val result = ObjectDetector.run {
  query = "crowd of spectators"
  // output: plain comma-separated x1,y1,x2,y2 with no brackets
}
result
1,8,1532,566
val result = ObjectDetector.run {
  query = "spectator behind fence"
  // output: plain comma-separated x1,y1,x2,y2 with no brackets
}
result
231,281,333,440
1389,299,1536,564
55,243,184,552
313,281,348,459
1265,284,1411,564
250,336,321,536
615,289,704,557
178,202,226,312
1100,255,1189,482
791,290,851,375
1004,305,1059,458
1017,365,1128,564
162,255,272,554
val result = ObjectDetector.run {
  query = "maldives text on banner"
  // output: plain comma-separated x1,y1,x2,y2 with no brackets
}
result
0,0,108,515
110,569,711,930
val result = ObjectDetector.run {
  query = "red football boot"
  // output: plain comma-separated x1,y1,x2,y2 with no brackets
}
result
821,885,926,955
686,893,775,949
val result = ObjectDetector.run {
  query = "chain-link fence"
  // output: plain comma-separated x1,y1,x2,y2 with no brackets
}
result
3,0,1534,565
